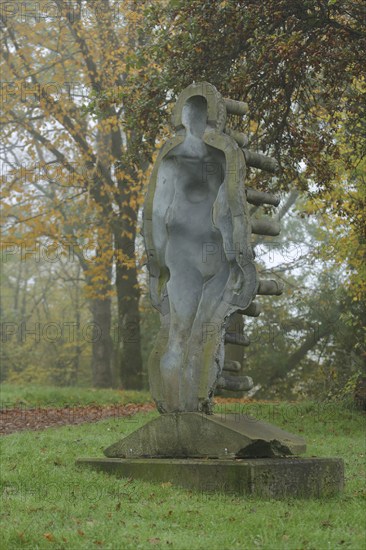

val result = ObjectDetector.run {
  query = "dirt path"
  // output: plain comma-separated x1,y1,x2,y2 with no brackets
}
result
0,403,155,435
1,397,295,435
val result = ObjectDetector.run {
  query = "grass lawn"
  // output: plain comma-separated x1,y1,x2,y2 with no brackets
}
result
0,383,151,407
1,387,365,549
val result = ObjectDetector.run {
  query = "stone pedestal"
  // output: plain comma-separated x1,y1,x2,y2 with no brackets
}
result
103,413,306,459
76,457,344,499
77,414,344,498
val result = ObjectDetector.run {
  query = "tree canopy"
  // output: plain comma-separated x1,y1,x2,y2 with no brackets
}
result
1,0,365,394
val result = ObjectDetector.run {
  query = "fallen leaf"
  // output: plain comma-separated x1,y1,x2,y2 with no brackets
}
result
43,533,54,541
148,538,161,545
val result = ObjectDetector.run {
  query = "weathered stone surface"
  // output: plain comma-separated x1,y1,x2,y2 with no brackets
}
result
143,82,284,414
251,218,281,236
246,188,280,207
224,333,250,346
216,375,254,392
76,457,344,499
103,413,306,459
243,149,279,172
257,279,284,296
222,360,242,372
224,98,249,115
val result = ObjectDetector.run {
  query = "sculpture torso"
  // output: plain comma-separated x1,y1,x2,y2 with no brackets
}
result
164,137,226,281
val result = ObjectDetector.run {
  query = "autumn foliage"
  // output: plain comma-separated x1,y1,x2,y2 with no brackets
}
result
1,0,365,393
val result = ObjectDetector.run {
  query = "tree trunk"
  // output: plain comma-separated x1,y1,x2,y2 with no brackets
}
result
90,295,113,388
115,229,144,389
69,264,82,386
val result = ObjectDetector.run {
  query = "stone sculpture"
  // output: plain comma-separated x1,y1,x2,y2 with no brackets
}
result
79,83,344,498
103,81,305,460
143,82,282,414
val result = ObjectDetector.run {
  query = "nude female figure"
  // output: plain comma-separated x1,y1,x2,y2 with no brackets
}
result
144,85,257,413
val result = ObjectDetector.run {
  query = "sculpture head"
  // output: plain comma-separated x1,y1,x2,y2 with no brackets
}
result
181,95,208,137
171,81,227,133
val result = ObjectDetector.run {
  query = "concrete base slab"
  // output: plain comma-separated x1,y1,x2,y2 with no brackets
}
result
76,457,344,498
104,413,306,459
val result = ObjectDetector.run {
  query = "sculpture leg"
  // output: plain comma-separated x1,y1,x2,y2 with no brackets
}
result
159,266,203,412
180,261,230,410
